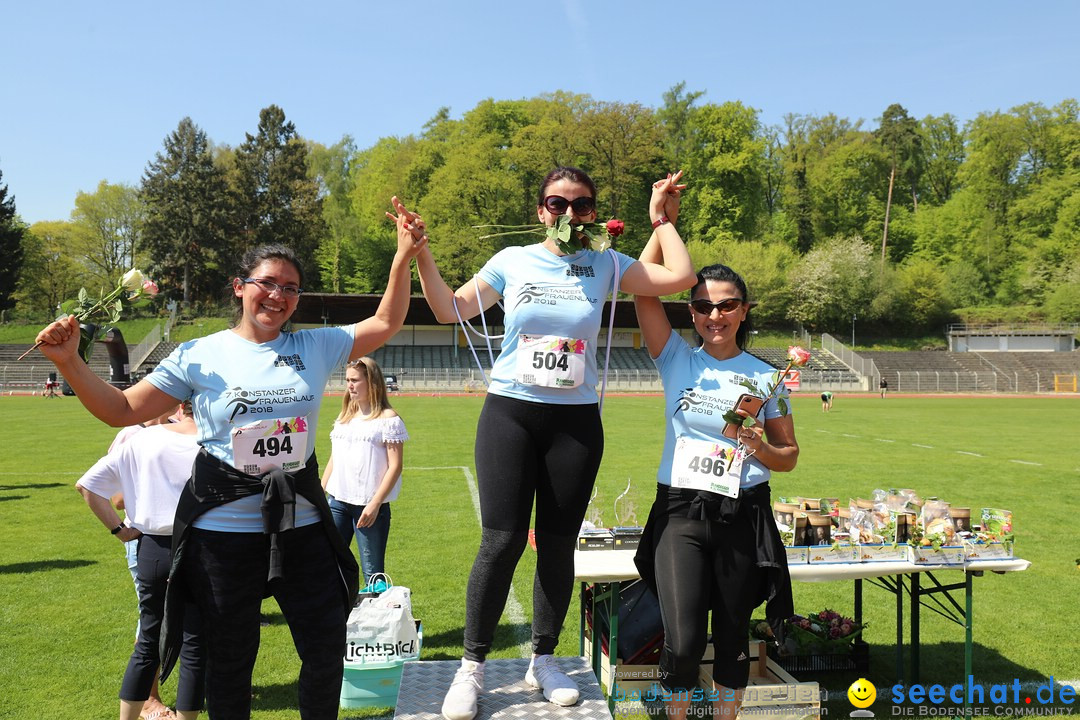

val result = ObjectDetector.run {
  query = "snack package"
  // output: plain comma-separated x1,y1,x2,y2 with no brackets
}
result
980,508,1013,542
920,499,956,546
849,508,884,545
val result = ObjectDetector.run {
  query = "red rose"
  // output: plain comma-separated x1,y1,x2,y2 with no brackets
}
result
606,219,625,237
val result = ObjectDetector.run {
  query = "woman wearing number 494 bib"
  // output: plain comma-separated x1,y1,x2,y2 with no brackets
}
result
392,167,695,720
633,243,799,719
33,223,426,719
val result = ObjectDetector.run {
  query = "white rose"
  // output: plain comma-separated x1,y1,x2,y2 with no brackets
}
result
121,269,145,292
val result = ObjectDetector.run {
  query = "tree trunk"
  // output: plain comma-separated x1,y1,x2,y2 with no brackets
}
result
881,165,895,267
912,185,918,215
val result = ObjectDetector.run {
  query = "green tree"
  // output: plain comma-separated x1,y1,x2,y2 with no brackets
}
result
787,235,876,331
141,117,231,304
874,104,922,265
307,136,362,293
70,180,144,289
0,169,27,315
656,82,705,168
919,114,965,205
686,238,797,326
680,101,766,245
230,105,326,288
14,221,85,319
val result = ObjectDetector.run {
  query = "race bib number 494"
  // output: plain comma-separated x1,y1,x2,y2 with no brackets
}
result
671,436,740,498
515,335,586,389
230,416,308,475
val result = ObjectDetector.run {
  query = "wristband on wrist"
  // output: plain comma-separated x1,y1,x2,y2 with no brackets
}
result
110,523,125,535
651,216,670,229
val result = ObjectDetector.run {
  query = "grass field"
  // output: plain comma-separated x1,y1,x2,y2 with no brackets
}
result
1,393,1078,719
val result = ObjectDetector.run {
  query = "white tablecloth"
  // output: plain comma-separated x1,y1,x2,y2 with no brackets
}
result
574,549,1029,584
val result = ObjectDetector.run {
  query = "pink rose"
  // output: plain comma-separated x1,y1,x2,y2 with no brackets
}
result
829,627,842,639
142,280,160,296
787,346,811,367
606,219,625,237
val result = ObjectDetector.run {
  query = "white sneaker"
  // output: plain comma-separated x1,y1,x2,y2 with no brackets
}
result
525,654,580,706
442,659,484,720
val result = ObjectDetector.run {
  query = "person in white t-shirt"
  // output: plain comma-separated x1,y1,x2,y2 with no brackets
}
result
322,356,408,587
395,167,696,720
76,402,203,720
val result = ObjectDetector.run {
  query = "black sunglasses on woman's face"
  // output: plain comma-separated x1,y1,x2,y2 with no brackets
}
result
689,298,744,315
542,195,596,215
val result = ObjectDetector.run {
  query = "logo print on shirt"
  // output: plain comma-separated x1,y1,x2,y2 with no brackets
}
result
224,387,259,423
566,264,595,278
275,353,306,371
514,282,594,308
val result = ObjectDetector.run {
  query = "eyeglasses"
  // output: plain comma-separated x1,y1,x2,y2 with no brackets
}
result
542,195,596,216
240,277,303,298
689,298,745,315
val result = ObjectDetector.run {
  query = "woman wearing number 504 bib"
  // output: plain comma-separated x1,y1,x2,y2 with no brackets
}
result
633,239,798,719
32,221,426,719
393,167,694,720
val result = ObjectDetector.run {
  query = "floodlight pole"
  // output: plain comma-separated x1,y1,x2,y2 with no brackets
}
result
852,313,857,348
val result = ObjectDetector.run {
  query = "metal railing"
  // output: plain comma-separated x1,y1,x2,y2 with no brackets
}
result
947,322,1080,335
128,323,161,372
820,333,880,388
893,370,1058,393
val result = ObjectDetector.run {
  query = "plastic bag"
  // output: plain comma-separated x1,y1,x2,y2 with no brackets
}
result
344,575,420,664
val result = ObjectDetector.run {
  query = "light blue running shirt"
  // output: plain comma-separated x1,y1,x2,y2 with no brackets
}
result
146,326,354,530
477,244,637,405
654,331,791,490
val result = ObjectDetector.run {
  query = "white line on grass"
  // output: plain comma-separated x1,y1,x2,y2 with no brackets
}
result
411,465,532,657
841,433,861,438
1009,459,1042,466
875,438,895,443
912,444,934,449
956,451,984,457
815,429,831,433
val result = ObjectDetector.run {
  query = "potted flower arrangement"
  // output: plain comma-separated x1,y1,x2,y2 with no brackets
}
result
751,609,869,673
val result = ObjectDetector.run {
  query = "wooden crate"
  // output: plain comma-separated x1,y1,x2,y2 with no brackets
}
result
700,641,821,720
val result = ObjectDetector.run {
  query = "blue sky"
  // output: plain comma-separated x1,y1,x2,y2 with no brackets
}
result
3,0,1078,225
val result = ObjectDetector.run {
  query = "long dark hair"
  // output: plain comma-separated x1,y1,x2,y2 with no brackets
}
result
692,264,754,350
536,166,597,206
230,244,305,326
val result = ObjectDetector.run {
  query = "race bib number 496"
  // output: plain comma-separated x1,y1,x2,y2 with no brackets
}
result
671,436,740,498
230,416,308,475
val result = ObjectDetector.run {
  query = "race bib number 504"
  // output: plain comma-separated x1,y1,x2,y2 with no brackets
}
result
671,436,740,498
515,334,586,389
231,416,308,475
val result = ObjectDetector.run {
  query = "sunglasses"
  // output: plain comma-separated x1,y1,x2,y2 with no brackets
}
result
542,195,596,216
240,277,303,298
689,297,745,315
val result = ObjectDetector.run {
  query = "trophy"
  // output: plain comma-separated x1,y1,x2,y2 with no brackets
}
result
579,487,612,551
611,478,644,550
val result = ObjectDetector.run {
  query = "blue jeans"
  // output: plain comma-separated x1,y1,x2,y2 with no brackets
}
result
328,496,391,585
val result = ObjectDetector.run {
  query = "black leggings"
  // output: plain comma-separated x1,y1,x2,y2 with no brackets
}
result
651,501,762,691
463,393,604,662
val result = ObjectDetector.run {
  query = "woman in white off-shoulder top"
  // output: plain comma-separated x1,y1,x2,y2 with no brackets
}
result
322,357,408,585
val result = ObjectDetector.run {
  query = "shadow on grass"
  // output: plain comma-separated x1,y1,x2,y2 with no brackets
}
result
0,558,97,574
418,622,533,660
0,483,66,491
0,494,29,502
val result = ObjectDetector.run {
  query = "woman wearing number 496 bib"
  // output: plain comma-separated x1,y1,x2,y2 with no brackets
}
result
392,167,695,720
633,244,799,719
33,223,426,719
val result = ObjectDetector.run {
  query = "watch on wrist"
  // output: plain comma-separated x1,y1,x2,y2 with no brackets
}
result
651,216,670,229
111,523,125,535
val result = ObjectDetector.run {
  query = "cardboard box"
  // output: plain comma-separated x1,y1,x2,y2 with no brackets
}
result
962,540,1013,560
908,545,965,565
785,547,809,564
701,641,821,720
808,544,857,564
856,543,906,562
578,529,614,551
612,526,643,550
